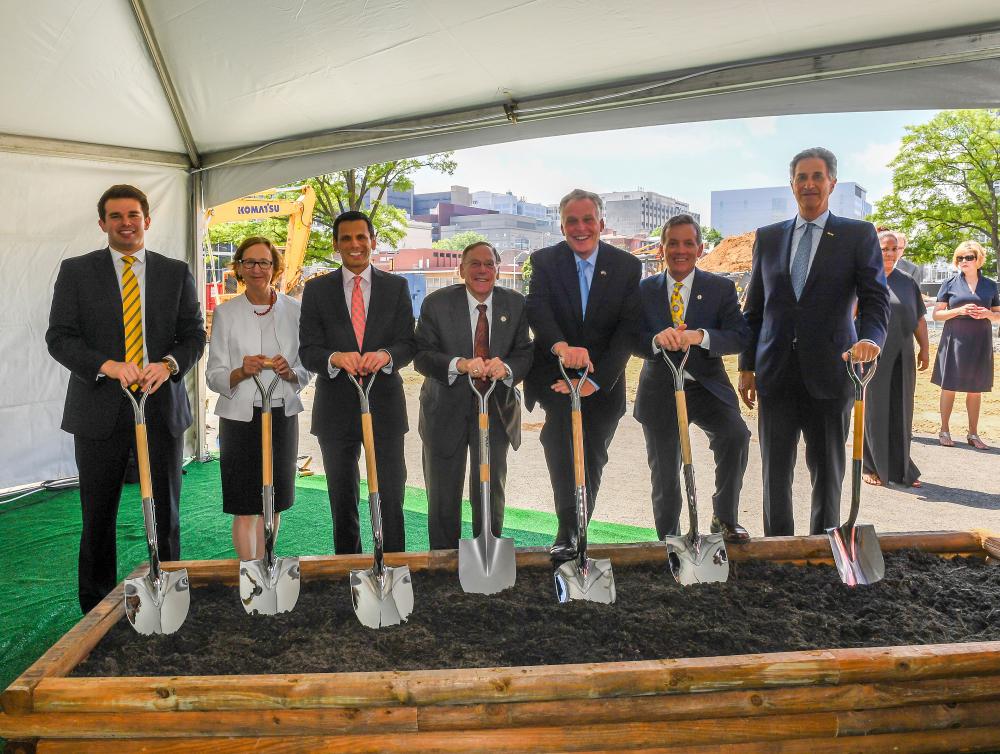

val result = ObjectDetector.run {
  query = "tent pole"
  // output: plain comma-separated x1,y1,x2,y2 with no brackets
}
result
189,171,210,463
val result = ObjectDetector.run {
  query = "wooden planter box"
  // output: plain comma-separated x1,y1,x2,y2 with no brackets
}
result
3,531,1000,754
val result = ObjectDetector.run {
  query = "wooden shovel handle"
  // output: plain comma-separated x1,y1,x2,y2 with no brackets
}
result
479,413,490,484
261,412,273,486
361,412,379,495
674,390,693,466
852,399,864,461
571,409,585,487
134,423,153,500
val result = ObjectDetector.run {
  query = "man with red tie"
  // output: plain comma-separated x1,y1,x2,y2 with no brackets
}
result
46,184,205,613
414,241,533,550
298,210,416,554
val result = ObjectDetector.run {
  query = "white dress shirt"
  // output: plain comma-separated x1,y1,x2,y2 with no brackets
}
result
328,264,393,378
447,290,512,385
788,210,829,277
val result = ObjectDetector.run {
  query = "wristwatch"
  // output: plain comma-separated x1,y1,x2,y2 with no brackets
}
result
161,357,179,376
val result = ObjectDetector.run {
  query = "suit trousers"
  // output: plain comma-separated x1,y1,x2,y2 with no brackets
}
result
423,402,510,550
641,381,750,540
758,351,851,536
318,430,406,555
74,398,183,613
539,397,618,548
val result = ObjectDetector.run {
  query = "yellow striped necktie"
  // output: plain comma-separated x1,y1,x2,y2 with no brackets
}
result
121,255,144,368
670,281,684,327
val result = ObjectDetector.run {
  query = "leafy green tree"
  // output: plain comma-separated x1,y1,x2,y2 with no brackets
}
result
520,255,533,294
703,226,723,247
870,109,999,277
306,153,457,263
432,230,488,251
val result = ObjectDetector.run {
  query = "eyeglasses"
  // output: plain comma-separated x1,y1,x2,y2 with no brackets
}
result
955,255,977,263
240,259,273,270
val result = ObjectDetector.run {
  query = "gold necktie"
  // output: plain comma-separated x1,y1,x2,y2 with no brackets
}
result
122,255,144,368
670,281,684,327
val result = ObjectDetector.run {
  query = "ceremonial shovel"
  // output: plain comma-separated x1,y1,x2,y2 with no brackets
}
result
121,385,190,635
553,360,616,604
660,348,729,585
346,371,414,628
827,356,885,586
458,374,516,594
239,366,301,615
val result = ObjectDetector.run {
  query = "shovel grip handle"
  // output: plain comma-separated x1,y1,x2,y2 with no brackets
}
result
479,413,490,483
134,423,153,500
361,412,379,494
674,390,693,466
571,409,585,487
852,399,865,461
261,412,273,486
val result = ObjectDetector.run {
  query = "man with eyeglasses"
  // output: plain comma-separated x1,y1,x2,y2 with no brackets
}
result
414,241,533,549
298,210,416,555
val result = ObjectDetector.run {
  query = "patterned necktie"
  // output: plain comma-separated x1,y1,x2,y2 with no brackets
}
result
670,281,684,327
474,303,489,391
577,258,590,316
790,222,814,299
121,255,143,369
350,274,366,350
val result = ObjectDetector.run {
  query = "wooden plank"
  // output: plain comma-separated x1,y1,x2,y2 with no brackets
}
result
0,585,124,715
29,642,1000,713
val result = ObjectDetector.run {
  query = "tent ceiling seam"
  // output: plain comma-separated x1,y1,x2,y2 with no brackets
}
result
0,133,189,168
129,0,200,169
196,27,1000,172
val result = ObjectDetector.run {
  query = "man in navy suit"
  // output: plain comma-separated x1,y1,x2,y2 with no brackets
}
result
47,184,205,613
738,148,890,536
525,189,642,562
298,210,416,555
635,215,752,542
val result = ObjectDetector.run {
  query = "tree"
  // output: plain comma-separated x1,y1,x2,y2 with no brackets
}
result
520,255,533,294
432,230,488,251
306,153,457,263
870,109,1000,277
703,226,723,247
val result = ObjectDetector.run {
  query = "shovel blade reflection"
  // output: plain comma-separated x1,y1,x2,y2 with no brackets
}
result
664,533,730,585
827,523,885,586
554,557,616,604
239,556,301,615
458,533,517,595
350,565,414,629
124,568,190,635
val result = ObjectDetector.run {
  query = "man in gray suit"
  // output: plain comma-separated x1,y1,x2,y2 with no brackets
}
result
414,241,533,550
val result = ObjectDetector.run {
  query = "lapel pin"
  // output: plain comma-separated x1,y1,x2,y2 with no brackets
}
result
826,231,835,237
600,270,607,276
500,315,507,323
696,294,703,300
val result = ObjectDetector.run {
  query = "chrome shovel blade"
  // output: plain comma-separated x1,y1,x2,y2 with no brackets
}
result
554,557,616,604
827,523,885,587
239,556,301,615
664,533,730,586
458,533,516,595
124,568,191,635
350,565,414,629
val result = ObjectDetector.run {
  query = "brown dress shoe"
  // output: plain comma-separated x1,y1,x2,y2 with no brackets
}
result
710,515,750,543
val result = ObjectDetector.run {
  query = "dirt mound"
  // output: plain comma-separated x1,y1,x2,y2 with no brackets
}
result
699,231,755,272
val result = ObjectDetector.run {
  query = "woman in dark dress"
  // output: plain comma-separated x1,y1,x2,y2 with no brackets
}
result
862,231,929,488
932,240,1000,450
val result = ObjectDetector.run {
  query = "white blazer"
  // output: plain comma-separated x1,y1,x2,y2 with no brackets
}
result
207,293,312,420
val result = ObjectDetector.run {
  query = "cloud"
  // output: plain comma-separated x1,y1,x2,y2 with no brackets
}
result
845,140,902,201
745,116,778,136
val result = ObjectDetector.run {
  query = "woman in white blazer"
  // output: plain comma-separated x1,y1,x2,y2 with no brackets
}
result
207,237,311,560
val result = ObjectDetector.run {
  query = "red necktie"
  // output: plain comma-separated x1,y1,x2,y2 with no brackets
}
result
351,275,366,350
474,303,489,391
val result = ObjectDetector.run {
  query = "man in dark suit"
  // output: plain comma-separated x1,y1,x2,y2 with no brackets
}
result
414,241,533,550
738,147,890,536
635,215,752,542
46,184,205,613
298,210,416,554
525,189,642,562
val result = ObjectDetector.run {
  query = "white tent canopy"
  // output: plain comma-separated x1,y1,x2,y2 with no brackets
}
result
2,0,999,487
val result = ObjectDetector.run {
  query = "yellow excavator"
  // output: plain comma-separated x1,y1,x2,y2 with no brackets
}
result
205,185,317,300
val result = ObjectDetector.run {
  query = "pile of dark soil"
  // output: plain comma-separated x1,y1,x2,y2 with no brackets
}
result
74,550,1000,677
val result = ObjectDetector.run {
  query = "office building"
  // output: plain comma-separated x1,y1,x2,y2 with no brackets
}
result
711,182,872,237
600,190,699,236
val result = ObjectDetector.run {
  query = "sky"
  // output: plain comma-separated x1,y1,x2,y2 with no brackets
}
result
409,110,940,227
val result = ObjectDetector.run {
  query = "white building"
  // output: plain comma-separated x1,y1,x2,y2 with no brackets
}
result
440,212,558,252
599,190,698,236
711,183,872,237
472,190,548,219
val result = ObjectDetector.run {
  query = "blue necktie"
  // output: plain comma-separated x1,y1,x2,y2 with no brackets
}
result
578,258,590,316
790,222,814,299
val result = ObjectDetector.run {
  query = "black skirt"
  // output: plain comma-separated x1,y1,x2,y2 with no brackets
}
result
219,407,298,516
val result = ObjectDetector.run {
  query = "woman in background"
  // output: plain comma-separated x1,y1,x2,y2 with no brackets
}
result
932,240,1000,450
862,231,928,488
207,237,310,559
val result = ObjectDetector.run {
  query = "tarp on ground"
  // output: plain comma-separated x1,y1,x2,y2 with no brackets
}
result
2,1,999,487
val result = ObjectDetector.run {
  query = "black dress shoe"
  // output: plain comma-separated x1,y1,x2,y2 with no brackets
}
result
550,539,578,565
710,515,750,543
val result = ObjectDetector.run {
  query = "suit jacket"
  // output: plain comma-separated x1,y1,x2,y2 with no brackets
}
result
206,293,312,420
634,269,750,426
738,214,889,399
414,284,533,456
46,248,205,440
298,267,415,440
525,241,642,418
